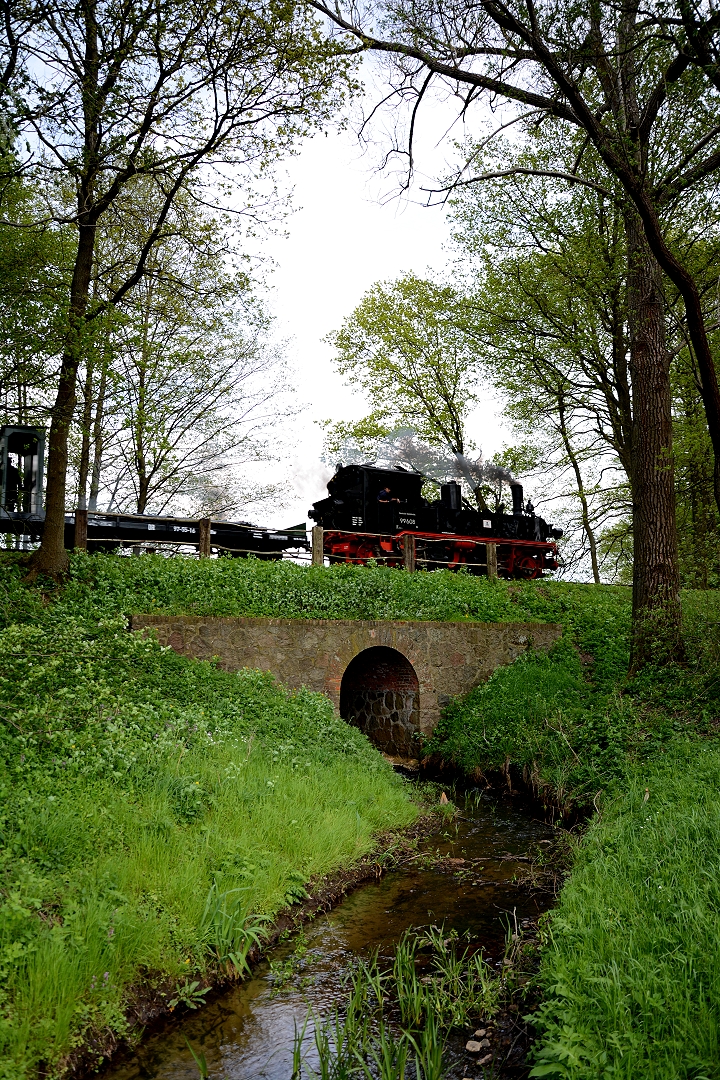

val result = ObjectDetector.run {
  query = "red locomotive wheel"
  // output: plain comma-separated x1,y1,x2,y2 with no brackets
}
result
513,554,541,579
355,541,383,564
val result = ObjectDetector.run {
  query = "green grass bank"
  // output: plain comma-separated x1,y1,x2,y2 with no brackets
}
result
0,549,634,629
3,553,720,1078
0,558,421,1079
420,580,720,1077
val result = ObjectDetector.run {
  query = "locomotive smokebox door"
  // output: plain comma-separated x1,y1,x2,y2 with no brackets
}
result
0,426,45,515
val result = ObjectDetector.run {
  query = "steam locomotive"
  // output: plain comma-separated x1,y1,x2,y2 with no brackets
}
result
309,463,562,578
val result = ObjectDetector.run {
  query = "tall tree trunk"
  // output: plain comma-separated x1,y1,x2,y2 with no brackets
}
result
28,0,99,578
557,397,600,584
625,212,682,668
88,359,108,512
29,224,96,577
77,359,94,512
135,358,148,514
623,195,720,516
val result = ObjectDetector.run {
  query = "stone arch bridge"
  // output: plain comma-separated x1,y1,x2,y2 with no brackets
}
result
132,616,562,757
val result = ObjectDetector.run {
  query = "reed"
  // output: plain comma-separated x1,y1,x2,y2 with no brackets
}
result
294,926,497,1080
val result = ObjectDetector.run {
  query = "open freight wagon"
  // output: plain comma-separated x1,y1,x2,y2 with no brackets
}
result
0,425,308,558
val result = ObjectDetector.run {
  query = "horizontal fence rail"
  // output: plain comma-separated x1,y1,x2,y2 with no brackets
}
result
314,526,499,577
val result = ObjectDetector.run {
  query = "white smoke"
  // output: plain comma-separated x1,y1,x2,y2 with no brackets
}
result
372,432,515,488
291,457,334,506
327,428,517,510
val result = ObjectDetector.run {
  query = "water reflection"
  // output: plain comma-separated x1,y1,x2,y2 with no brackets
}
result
106,792,553,1080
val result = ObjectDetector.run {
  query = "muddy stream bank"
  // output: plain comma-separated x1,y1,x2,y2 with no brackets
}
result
104,790,556,1080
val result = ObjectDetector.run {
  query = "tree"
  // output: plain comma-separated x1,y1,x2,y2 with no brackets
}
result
327,273,491,506
310,0,720,662
449,160,633,582
0,175,68,426
66,181,292,518
450,148,720,587
1,0,351,575
91,287,289,518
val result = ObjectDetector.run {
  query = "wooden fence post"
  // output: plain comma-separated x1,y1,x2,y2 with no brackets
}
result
198,517,211,558
486,542,498,579
402,533,416,572
74,507,88,550
311,526,324,566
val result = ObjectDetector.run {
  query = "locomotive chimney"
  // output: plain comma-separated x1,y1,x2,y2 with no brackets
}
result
440,481,461,511
510,482,524,516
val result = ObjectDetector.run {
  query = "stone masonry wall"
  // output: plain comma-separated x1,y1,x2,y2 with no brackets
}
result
132,615,562,736
340,647,420,756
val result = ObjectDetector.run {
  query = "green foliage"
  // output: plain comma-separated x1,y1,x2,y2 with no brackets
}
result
426,579,719,810
673,332,720,589
5,553,720,1076
410,561,720,1075
326,273,479,455
295,926,499,1079
0,583,416,1077
0,174,70,426
0,550,635,629
426,639,642,811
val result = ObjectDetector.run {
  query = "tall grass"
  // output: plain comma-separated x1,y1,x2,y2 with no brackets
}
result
293,926,499,1080
0,613,417,1079
531,743,720,1078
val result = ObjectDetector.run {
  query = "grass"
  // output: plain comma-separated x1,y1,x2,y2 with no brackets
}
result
0,605,417,1079
4,553,720,1078
292,926,500,1080
530,744,720,1079
0,550,635,628
426,587,720,813
413,567,720,1076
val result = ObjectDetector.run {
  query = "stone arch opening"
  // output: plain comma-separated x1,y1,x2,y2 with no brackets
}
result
339,646,420,756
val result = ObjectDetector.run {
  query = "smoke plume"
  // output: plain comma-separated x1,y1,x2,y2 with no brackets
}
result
329,427,515,492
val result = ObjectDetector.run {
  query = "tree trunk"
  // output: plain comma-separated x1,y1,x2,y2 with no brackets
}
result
625,212,683,668
136,358,148,514
557,397,600,584
28,0,99,578
29,224,97,577
77,360,94,512
88,359,108,512
622,196,720,517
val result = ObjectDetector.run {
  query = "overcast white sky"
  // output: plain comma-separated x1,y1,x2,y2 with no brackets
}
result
259,120,510,528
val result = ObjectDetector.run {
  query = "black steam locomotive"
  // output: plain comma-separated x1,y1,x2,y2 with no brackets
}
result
309,463,562,578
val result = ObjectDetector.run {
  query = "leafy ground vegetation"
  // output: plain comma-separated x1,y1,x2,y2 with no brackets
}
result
0,548,635,627
423,587,720,1078
3,552,720,1079
0,555,419,1079
294,925,500,1079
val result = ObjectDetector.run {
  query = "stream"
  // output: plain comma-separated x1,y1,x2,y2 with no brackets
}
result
106,790,555,1080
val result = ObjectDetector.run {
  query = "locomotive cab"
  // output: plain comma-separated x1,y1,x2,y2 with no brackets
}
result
0,426,46,536
309,463,423,534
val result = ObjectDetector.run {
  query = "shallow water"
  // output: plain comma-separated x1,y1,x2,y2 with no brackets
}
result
106,791,554,1080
